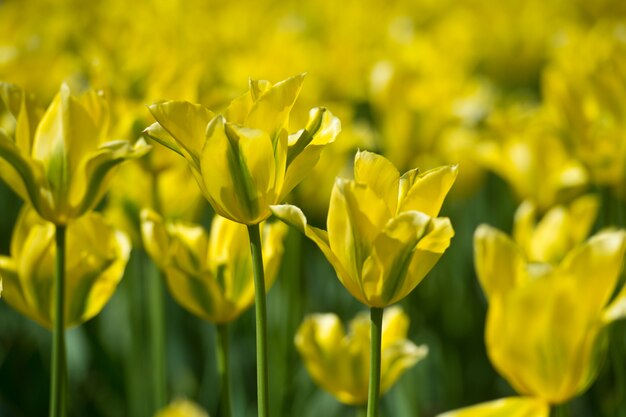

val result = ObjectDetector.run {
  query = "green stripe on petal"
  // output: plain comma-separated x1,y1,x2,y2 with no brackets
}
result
361,211,431,307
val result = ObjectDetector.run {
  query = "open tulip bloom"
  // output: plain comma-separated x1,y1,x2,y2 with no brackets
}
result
440,224,626,416
0,82,148,417
143,73,340,225
144,74,340,417
272,150,456,417
0,82,150,225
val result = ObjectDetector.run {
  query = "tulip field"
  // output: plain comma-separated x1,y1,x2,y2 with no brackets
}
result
2,0,626,416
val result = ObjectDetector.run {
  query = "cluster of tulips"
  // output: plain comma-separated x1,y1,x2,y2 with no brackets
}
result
2,0,626,416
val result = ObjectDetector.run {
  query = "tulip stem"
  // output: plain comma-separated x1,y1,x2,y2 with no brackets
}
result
50,224,67,417
148,260,167,411
247,223,270,417
216,324,233,417
367,307,384,417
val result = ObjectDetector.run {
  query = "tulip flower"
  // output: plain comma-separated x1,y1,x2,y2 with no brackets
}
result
144,74,339,417
144,73,340,225
512,194,599,264
296,306,427,406
273,150,455,417
473,224,626,406
154,399,209,417
0,206,131,329
140,209,287,323
141,209,287,416
476,106,588,211
272,150,456,308
0,82,150,225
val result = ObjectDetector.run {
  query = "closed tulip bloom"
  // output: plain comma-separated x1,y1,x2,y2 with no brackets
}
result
295,306,427,406
513,194,599,264
474,225,626,404
0,207,131,329
272,150,456,307
140,209,288,323
154,399,209,417
0,83,150,224
144,74,340,225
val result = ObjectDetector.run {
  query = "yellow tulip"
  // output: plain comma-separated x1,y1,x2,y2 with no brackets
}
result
154,399,209,417
140,209,288,323
474,224,626,404
437,397,549,417
144,74,341,225
0,82,150,225
476,106,588,211
0,206,131,329
272,150,456,307
295,306,427,406
512,195,599,264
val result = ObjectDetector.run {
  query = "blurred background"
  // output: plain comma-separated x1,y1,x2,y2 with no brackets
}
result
1,0,626,415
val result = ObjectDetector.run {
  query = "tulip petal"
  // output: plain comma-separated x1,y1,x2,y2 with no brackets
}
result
0,129,46,214
270,204,358,296
474,224,527,300
361,211,431,307
0,82,42,152
281,108,341,199
201,117,277,223
32,84,100,207
245,74,305,140
0,256,41,324
148,100,215,167
354,150,400,214
70,139,150,221
140,209,171,271
64,217,131,326
487,276,603,402
143,122,184,157
437,397,549,417
604,284,626,323
399,164,458,217
558,230,626,319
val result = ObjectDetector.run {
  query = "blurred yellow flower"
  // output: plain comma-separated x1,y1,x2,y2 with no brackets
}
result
543,24,626,189
476,106,588,210
474,224,626,404
295,306,427,406
140,209,288,323
144,74,340,225
0,82,150,224
272,150,456,307
438,396,549,417
513,194,599,264
154,399,209,417
0,206,131,329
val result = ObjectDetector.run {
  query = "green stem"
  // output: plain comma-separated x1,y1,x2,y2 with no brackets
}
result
148,260,167,411
216,324,233,417
149,175,167,411
367,307,384,417
50,225,67,417
247,224,270,417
